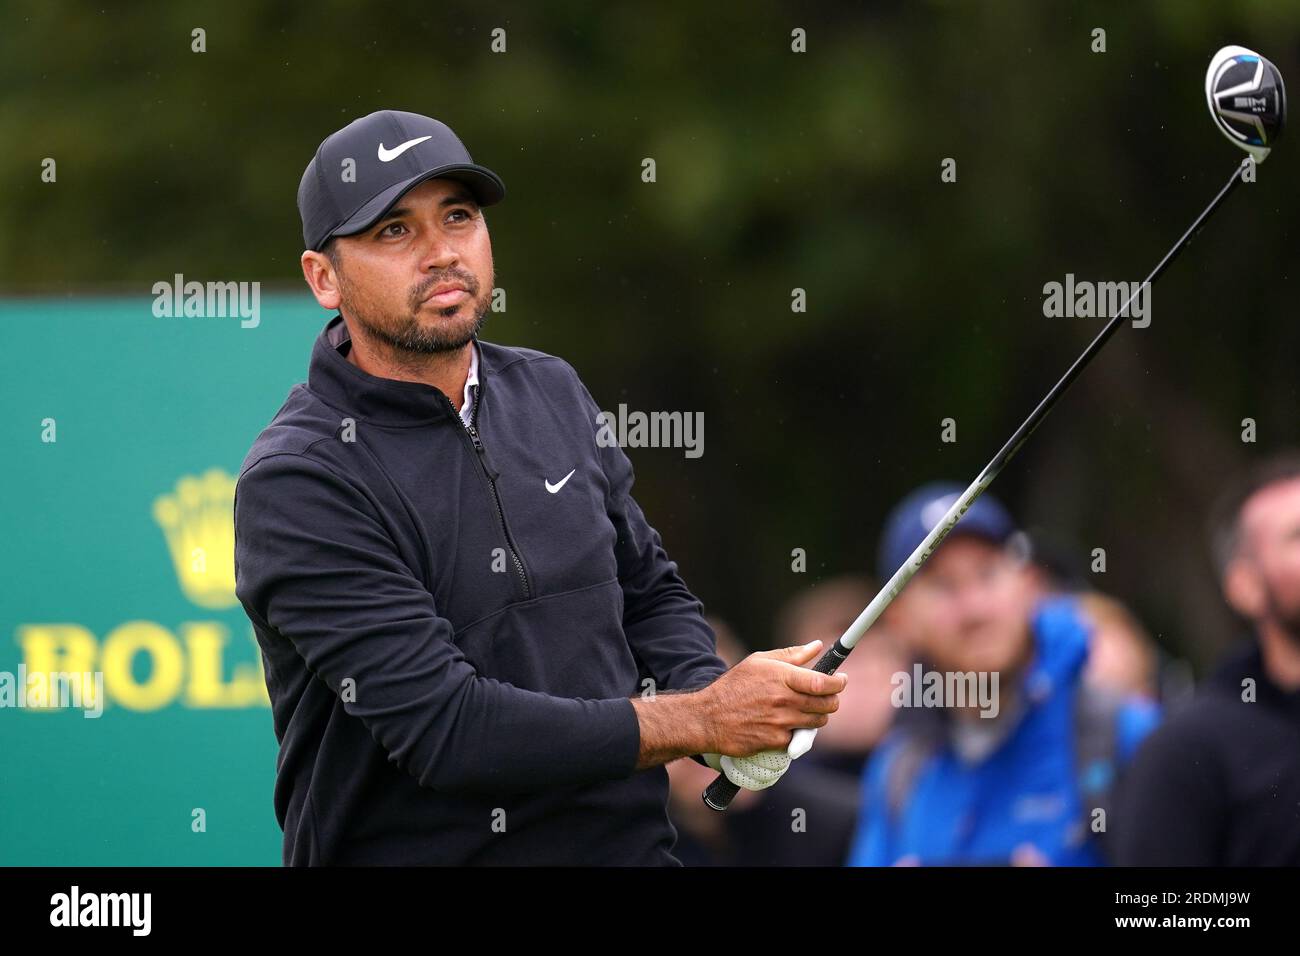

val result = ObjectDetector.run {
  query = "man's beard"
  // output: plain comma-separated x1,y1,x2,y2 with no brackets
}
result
339,267,491,355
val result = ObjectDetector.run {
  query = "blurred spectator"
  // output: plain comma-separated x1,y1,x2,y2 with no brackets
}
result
846,483,1159,866
1115,454,1300,865
1078,592,1159,701
774,576,909,780
666,618,860,865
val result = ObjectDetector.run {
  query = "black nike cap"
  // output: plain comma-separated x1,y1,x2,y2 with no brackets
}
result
297,110,506,252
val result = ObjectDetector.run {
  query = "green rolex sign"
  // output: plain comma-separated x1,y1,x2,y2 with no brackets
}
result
0,294,330,865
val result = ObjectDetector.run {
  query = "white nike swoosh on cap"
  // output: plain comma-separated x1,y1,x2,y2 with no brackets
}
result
545,469,576,494
377,136,432,162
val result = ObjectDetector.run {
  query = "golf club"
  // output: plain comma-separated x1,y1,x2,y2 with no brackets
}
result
703,44,1287,812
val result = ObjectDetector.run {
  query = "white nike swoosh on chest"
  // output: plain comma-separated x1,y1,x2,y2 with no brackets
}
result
545,469,576,494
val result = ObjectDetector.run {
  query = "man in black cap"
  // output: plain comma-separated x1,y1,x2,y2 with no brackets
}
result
233,111,846,865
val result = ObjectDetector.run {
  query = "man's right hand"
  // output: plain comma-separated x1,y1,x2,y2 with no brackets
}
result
696,639,846,756
632,639,846,770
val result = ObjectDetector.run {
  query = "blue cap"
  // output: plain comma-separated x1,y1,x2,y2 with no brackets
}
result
877,482,1017,582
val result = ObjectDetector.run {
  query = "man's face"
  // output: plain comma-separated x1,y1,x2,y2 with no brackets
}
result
1229,478,1300,634
902,535,1036,676
304,177,495,354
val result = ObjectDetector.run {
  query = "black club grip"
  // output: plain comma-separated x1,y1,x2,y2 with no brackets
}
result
702,775,740,810
700,641,849,812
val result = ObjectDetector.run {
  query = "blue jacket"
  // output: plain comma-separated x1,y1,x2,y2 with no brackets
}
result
234,316,726,865
846,596,1159,866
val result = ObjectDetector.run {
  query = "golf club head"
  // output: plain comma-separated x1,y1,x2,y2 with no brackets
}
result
1206,45,1286,164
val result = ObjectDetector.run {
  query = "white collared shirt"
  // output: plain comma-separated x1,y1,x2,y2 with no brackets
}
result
459,340,479,427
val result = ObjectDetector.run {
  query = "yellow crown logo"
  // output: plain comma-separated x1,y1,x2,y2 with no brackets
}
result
153,469,238,610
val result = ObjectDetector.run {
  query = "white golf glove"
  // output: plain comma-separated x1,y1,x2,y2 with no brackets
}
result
703,727,819,792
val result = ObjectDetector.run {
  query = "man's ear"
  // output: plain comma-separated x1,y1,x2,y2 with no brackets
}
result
301,250,342,311
1223,557,1266,619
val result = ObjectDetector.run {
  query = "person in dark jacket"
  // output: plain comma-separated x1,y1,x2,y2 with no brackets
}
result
1115,454,1300,866
234,110,847,865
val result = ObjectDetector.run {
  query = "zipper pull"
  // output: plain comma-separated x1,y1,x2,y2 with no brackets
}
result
465,424,485,453
469,382,482,428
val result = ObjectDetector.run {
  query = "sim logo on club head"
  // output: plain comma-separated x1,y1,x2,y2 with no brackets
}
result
1206,45,1287,163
